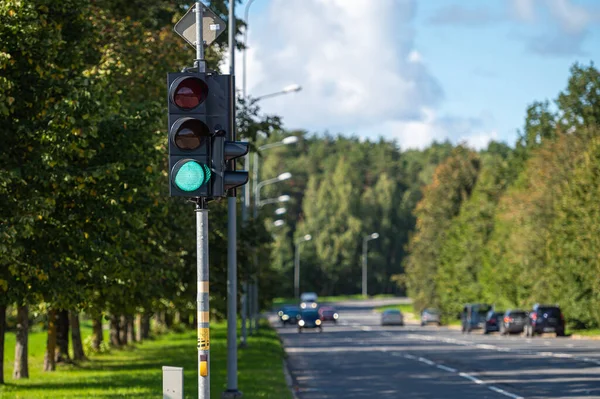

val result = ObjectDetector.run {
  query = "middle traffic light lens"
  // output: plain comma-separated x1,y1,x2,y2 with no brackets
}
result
174,119,210,150
173,77,209,110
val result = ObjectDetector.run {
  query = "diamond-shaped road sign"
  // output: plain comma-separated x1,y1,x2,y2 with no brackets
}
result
174,4,226,48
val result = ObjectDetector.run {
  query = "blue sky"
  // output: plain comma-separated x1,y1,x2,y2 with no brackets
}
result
231,0,600,149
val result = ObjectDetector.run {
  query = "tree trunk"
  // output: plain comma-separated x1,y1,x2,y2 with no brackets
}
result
92,316,103,351
13,305,29,379
127,315,135,343
0,305,6,384
141,313,151,339
55,310,70,363
119,315,128,345
70,311,86,361
135,314,142,342
109,314,121,347
43,309,57,372
165,312,173,329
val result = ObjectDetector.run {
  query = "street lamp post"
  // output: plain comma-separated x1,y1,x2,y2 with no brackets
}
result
294,234,312,299
362,233,379,297
249,171,292,334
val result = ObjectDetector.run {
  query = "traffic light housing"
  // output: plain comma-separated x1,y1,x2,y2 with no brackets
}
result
167,70,249,198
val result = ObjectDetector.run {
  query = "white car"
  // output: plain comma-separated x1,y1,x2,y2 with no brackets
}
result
381,309,404,326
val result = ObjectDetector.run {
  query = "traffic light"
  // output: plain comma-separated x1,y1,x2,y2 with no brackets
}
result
211,137,249,198
167,70,249,198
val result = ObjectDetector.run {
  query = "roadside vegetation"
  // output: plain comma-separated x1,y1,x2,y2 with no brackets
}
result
0,320,289,399
405,64,600,331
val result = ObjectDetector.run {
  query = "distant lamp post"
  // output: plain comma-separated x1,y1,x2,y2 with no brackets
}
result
294,234,312,299
362,232,379,297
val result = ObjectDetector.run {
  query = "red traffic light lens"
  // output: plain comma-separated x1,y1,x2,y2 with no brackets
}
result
172,77,209,110
173,118,211,150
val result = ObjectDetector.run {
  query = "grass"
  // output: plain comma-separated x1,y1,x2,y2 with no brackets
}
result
567,328,600,337
272,294,394,308
0,321,290,399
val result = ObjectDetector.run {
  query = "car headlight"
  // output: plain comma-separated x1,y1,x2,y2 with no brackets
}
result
333,313,339,319
299,320,305,326
316,319,321,326
278,311,283,317
282,315,289,321
301,303,307,309
311,303,317,308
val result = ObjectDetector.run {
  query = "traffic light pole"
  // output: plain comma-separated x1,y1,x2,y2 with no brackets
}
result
224,0,241,397
196,200,210,399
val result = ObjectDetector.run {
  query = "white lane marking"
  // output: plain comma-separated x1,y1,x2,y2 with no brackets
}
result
361,326,372,331
418,357,435,366
489,385,524,399
404,354,416,360
404,333,600,366
436,364,457,373
459,372,484,384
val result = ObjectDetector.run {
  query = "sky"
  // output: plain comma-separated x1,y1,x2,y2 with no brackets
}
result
223,0,600,150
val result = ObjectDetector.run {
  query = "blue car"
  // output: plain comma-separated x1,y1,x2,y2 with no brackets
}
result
298,309,322,333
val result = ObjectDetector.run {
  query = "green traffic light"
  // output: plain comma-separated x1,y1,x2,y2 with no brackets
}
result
174,160,211,192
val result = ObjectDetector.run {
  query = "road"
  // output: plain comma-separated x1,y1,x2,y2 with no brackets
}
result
274,299,600,399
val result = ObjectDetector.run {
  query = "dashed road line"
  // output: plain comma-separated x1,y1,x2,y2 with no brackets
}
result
436,364,457,373
350,323,525,399
459,372,484,385
418,356,435,366
488,385,524,399
404,332,600,366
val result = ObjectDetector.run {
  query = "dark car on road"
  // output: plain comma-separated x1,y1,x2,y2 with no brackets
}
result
500,309,527,335
279,305,300,326
318,306,339,323
298,309,322,333
483,310,504,334
461,303,492,333
524,304,565,337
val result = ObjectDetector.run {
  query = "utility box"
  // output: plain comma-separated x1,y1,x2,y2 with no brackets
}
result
162,366,184,399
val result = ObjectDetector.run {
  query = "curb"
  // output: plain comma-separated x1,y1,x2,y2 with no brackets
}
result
282,359,300,399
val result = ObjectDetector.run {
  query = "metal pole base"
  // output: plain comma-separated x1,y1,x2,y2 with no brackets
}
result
221,389,243,399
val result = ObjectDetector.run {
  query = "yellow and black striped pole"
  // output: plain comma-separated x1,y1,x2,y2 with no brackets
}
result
196,200,210,398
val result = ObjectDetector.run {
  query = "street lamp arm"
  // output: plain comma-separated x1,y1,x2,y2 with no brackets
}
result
256,176,281,191
258,141,286,151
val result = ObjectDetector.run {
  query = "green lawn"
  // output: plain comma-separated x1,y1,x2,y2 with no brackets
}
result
0,321,290,399
273,294,394,308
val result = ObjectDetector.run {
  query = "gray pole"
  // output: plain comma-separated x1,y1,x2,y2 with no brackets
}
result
224,0,242,396
362,237,368,297
250,152,259,334
194,4,209,399
196,201,210,399
240,0,256,347
294,243,300,299
195,1,205,72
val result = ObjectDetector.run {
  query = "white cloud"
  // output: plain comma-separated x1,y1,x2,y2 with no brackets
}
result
408,50,422,63
511,0,537,22
239,0,443,141
547,0,593,34
460,130,498,150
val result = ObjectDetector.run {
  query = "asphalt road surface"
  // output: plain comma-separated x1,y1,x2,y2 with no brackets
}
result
274,299,600,399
